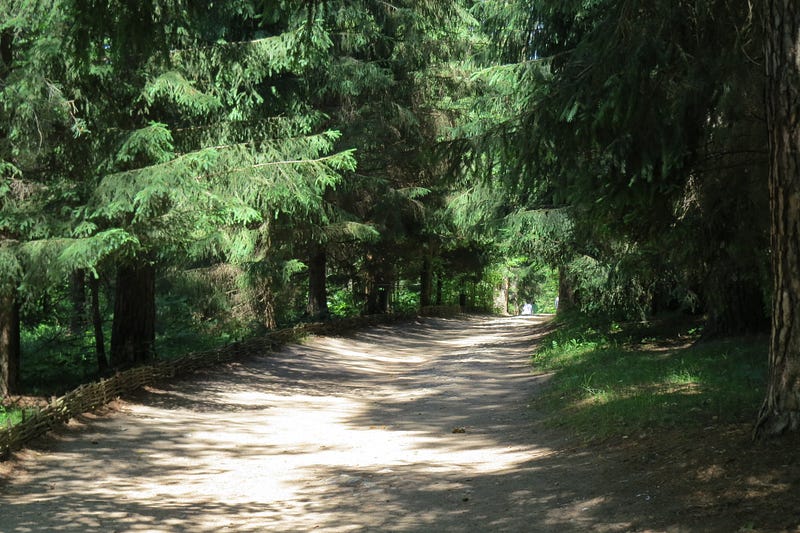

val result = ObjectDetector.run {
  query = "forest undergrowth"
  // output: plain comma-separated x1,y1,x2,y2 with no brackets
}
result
531,312,767,442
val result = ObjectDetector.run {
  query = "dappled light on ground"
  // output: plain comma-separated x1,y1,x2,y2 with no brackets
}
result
2,315,776,531
1,316,579,532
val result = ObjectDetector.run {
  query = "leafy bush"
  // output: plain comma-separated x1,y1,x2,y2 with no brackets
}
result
329,287,360,317
393,283,419,314
20,323,100,394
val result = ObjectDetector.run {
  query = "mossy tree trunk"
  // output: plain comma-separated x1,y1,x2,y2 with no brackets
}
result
494,277,510,315
263,294,277,331
756,0,800,437
557,265,576,314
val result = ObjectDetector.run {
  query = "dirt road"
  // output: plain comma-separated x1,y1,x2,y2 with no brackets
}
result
0,315,694,532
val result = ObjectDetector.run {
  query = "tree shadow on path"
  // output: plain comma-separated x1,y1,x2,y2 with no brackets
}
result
0,315,796,532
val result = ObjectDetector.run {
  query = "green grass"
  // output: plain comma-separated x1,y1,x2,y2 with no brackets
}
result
532,313,767,441
0,405,36,427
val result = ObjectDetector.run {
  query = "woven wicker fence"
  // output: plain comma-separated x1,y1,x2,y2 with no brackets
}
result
0,306,461,460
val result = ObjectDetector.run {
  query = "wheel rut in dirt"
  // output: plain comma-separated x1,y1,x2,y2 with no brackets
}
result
0,315,647,532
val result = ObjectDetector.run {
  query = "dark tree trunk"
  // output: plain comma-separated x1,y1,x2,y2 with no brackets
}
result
0,30,17,397
306,248,329,319
364,274,376,314
420,255,433,308
363,253,392,314
703,276,769,338
0,28,12,76
110,264,156,368
70,269,87,335
756,1,800,437
366,272,390,314
90,275,108,373
0,291,20,398
435,273,443,306
377,274,391,313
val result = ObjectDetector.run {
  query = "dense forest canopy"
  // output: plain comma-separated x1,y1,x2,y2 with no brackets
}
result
1,0,799,436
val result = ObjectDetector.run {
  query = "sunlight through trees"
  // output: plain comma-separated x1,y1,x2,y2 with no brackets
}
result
0,0,796,437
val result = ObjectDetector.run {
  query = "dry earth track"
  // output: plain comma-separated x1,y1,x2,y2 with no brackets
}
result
1,315,798,532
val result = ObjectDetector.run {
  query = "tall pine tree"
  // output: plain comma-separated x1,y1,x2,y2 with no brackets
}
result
63,0,355,365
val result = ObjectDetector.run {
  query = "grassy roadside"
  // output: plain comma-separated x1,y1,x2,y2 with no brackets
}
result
531,312,767,441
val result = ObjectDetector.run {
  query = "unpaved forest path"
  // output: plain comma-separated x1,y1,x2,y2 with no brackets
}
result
0,316,659,532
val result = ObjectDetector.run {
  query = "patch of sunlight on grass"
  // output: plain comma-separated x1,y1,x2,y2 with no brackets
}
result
664,366,701,386
531,313,767,442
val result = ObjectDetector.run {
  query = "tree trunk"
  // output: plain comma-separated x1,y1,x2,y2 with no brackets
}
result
378,272,394,314
90,275,108,373
0,30,17,396
703,276,769,338
494,277,510,315
366,272,390,314
364,270,377,314
435,273,443,306
0,28,12,77
110,264,156,368
420,255,433,308
756,1,800,437
366,274,391,314
306,248,329,319
363,252,392,314
557,265,576,314
0,291,20,398
263,297,277,330
70,269,87,335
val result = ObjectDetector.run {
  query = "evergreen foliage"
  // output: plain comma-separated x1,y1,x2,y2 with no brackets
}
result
446,0,769,328
0,0,791,444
